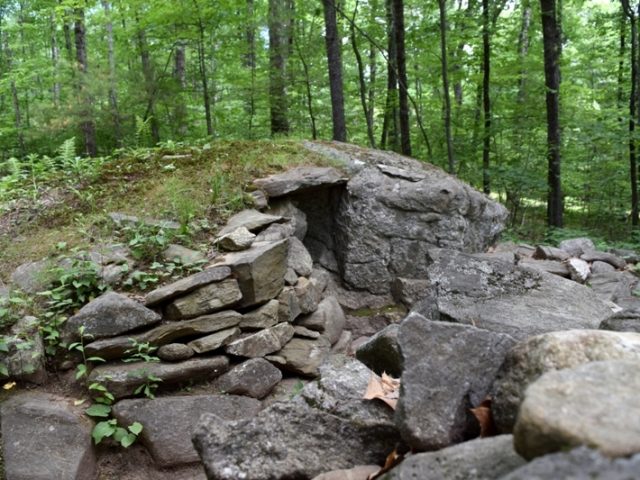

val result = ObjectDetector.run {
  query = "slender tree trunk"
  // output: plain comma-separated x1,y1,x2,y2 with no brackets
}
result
618,11,627,112
297,44,318,140
517,0,533,103
102,0,121,146
367,1,378,146
50,13,60,107
74,8,97,157
136,17,161,144
393,0,411,155
438,0,455,173
351,3,375,147
322,0,347,141
192,0,213,137
245,0,256,133
174,41,188,137
381,0,399,151
540,0,563,227
268,0,291,135
482,0,491,194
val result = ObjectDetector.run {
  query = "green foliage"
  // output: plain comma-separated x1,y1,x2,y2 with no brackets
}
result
123,339,159,364
117,223,176,263
68,326,106,380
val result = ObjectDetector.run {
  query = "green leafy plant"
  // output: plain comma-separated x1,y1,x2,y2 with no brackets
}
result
123,339,159,364
118,222,176,262
67,326,106,379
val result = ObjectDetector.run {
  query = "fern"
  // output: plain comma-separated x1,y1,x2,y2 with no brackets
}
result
57,137,77,169
135,115,152,148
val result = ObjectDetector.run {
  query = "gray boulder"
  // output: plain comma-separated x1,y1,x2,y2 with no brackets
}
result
214,240,288,308
1,316,47,384
514,360,640,459
87,356,229,399
517,257,570,278
239,299,280,329
581,250,626,269
10,259,55,294
355,323,402,377
157,343,194,362
396,313,516,450
492,329,640,433
253,166,347,197
532,245,570,261
217,209,283,236
144,266,232,307
254,222,295,242
413,249,612,340
216,227,256,252
287,236,313,277
591,260,616,274
1,393,96,480
498,447,640,480
213,358,282,398
65,291,160,341
225,323,294,358
275,336,332,376
164,278,242,319
267,199,308,240
296,295,346,344
391,277,432,306
161,244,206,265
188,327,241,353
381,435,525,480
600,309,640,333
558,237,595,256
112,395,261,467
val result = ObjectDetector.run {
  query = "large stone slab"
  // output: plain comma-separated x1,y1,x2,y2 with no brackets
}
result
112,395,261,467
413,249,612,340
381,435,525,480
164,278,242,319
65,291,161,341
213,358,282,399
85,311,242,360
214,240,288,308
498,447,640,480
87,356,229,399
252,166,347,197
491,329,640,433
514,360,640,460
1,393,96,480
396,313,516,450
218,209,283,236
187,327,241,353
225,323,294,358
144,266,232,307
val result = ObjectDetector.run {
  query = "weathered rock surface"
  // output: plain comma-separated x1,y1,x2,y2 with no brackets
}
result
296,295,345,344
313,466,380,480
188,327,241,353
275,336,332,376
112,395,261,467
108,212,180,230
382,435,525,480
600,308,640,332
218,209,283,236
162,244,206,265
567,257,590,283
355,323,402,377
588,270,637,303
239,299,280,329
65,291,160,341
2,316,47,383
214,240,288,308
413,249,612,340
581,251,626,269
267,199,308,240
213,358,282,398
288,236,313,277
558,237,595,256
513,360,640,459
391,277,432,306
532,245,570,261
157,343,194,362
253,166,347,197
145,266,232,307
277,286,303,323
10,259,54,294
164,278,242,319
87,356,229,399
517,257,569,277
492,329,640,432
591,260,616,274
85,311,242,360
498,447,640,480
254,222,295,242
225,323,294,358
396,313,516,450
1,393,96,480
216,227,256,251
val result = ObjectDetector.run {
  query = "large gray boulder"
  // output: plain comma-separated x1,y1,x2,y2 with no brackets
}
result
1,393,96,480
65,291,161,341
514,360,640,460
492,329,640,433
396,313,516,450
412,249,612,340
112,395,261,467
498,447,640,480
381,435,525,480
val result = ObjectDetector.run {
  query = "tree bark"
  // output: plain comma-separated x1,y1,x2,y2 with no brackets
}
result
136,15,161,144
192,0,213,137
322,0,347,142
268,0,292,135
351,3,375,147
540,0,563,227
381,0,399,151
50,13,60,108
245,0,256,133
174,41,188,137
438,0,455,174
392,0,411,155
102,0,121,146
74,8,97,157
482,0,491,194
517,0,533,103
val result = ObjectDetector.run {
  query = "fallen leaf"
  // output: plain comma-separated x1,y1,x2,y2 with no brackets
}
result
470,397,497,438
363,372,400,410
367,449,404,479
2,382,16,390
73,398,87,406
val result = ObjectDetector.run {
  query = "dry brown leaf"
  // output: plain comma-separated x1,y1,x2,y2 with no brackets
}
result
367,449,404,480
2,382,16,390
363,372,400,410
470,397,497,438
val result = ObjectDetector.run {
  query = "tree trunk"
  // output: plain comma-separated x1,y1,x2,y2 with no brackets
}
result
245,0,256,133
351,3,375,147
174,41,188,138
482,0,491,194
540,0,563,227
74,8,97,157
367,2,378,147
393,0,411,155
102,0,121,146
322,0,347,142
438,0,455,174
136,17,161,144
268,0,291,135
50,13,60,108
517,0,533,103
381,0,399,151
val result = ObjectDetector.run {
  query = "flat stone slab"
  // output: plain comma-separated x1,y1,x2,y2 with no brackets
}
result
112,395,261,467
514,360,640,459
162,244,206,265
239,299,280,329
492,329,640,433
85,311,242,360
145,266,232,307
188,327,241,353
87,356,229,399
1,393,96,480
225,323,294,358
213,358,282,399
275,336,332,377
218,209,283,236
164,278,242,319
217,227,256,251
252,166,347,197
65,291,161,341
383,435,525,479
